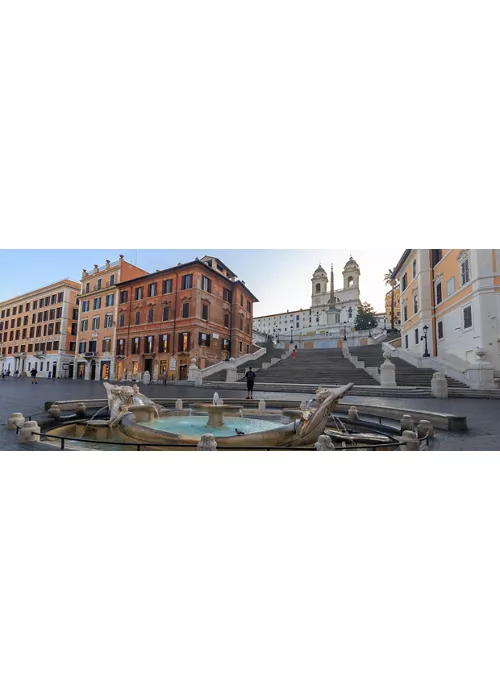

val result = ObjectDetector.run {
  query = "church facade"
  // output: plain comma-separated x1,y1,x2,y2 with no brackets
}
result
253,257,364,347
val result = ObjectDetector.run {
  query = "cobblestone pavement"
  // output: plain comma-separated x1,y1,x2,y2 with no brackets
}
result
1,377,499,451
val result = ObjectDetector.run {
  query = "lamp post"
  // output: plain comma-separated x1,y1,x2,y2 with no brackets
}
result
343,321,347,342
290,326,294,345
383,316,387,331
421,325,430,358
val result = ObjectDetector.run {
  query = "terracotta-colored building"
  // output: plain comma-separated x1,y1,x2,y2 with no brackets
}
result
384,283,400,329
115,255,258,381
74,255,148,380
0,279,80,378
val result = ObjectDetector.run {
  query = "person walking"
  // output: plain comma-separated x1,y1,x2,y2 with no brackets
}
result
245,366,256,400
31,367,38,384
292,348,297,359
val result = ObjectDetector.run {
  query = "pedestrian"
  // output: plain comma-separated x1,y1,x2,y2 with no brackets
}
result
245,366,256,400
6,368,10,377
292,348,296,359
31,368,38,384
163,370,167,385
14,369,19,378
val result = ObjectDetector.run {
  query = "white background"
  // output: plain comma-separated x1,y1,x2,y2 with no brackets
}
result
1,0,500,698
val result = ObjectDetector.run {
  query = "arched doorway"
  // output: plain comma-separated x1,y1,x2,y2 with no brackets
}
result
90,360,96,381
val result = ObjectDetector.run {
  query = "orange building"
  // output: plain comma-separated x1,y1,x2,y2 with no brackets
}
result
392,249,500,372
74,256,148,380
0,279,79,377
115,255,258,381
384,283,400,329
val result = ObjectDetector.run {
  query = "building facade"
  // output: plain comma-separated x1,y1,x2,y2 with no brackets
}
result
253,257,362,348
0,279,79,377
385,283,401,329
392,249,500,370
114,255,258,381
74,256,148,380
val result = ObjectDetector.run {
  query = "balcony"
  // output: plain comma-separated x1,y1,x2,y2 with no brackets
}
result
84,352,97,359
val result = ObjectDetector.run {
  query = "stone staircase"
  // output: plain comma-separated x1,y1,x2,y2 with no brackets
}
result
347,345,467,387
246,349,379,386
206,347,285,382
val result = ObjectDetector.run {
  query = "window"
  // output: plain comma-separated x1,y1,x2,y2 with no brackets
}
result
81,319,88,331
248,302,253,313
463,305,472,329
55,322,61,334
240,294,244,306
147,307,154,323
51,294,57,305
104,314,113,328
447,277,455,297
46,342,52,351
69,342,76,352
162,279,173,294
116,339,126,355
401,273,408,291
224,313,229,328
93,297,101,310
109,274,115,286
23,316,28,326
178,332,190,352
105,293,114,307
202,304,209,321
16,317,21,327
239,341,243,352
201,276,212,293
96,279,102,290
71,322,77,335
148,283,157,297
120,290,128,303
39,299,44,308
29,327,34,338
132,337,141,354
119,314,125,327
437,321,444,339
461,258,470,286
135,287,144,301
431,249,442,266
85,283,90,293
88,340,97,353
405,334,409,349
144,336,154,353
182,302,189,318
26,302,30,312
412,260,417,278
403,304,408,322
296,322,299,328
414,328,419,344
49,309,55,320
78,341,86,354
413,295,418,314
239,317,243,330
58,292,63,302
43,310,48,322
159,334,169,353
48,323,54,335
92,317,100,330
181,274,193,290
82,300,90,313
37,312,42,323
162,306,169,321
198,332,211,347
102,338,111,352
223,288,232,303
431,282,442,308
135,311,141,325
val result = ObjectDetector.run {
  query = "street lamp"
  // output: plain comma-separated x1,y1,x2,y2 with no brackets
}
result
290,326,294,345
343,321,347,342
421,325,430,357
383,316,387,331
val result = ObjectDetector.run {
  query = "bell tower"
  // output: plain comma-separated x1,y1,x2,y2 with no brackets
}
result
311,264,329,307
343,256,360,290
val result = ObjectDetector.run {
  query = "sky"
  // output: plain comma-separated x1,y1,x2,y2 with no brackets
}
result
0,249,403,316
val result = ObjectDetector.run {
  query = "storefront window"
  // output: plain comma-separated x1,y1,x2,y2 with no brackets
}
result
132,361,139,377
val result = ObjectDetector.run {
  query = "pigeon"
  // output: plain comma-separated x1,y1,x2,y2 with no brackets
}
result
235,428,245,435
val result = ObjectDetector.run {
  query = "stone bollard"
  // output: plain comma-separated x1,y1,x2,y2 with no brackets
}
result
401,430,420,451
197,433,217,450
175,399,183,410
193,371,203,387
400,414,415,433
316,435,335,451
7,413,25,430
18,420,40,443
380,352,397,388
142,370,151,385
258,400,266,411
417,420,434,438
225,358,238,383
75,402,87,417
431,372,448,398
48,404,61,420
348,406,359,422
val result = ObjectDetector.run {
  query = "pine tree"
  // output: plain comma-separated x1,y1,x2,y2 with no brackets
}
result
354,302,378,331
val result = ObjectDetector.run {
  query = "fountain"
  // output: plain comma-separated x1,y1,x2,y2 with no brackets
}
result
191,392,243,428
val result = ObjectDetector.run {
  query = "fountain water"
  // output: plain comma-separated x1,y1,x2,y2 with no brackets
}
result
80,405,108,439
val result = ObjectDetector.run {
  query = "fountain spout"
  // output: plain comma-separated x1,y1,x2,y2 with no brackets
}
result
213,392,219,406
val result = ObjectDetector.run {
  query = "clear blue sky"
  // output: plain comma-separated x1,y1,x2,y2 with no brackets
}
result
0,249,403,316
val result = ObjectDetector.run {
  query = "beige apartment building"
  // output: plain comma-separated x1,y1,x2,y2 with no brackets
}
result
0,278,80,377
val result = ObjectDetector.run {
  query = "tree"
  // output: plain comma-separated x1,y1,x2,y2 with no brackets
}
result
384,268,396,332
354,302,378,331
